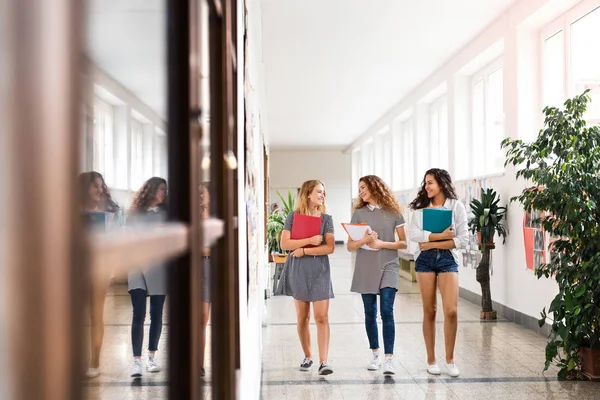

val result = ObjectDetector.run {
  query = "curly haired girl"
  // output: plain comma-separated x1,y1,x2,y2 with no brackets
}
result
347,175,408,375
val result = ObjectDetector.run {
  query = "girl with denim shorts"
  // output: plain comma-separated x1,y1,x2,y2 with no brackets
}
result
408,168,468,378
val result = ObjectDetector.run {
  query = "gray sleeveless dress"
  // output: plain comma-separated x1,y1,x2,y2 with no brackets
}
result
276,212,335,302
350,206,405,294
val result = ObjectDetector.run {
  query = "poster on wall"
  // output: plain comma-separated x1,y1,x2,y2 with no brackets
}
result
455,178,491,271
244,95,262,309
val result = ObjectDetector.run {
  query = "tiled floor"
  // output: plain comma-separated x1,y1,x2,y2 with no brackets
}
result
260,245,598,399
83,284,212,400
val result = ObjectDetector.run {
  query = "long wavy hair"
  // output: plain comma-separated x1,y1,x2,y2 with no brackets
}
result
130,177,168,213
199,181,210,215
294,180,327,215
409,168,458,210
78,171,119,212
354,175,401,215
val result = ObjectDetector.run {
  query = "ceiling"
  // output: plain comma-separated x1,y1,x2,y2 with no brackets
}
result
261,0,520,149
86,0,166,119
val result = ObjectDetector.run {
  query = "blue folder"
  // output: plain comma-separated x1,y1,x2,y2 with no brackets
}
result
423,208,452,233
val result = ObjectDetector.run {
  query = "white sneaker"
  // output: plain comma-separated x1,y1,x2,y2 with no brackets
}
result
427,363,441,375
446,362,460,377
383,357,395,375
86,368,99,379
131,359,143,377
147,356,160,373
367,353,381,371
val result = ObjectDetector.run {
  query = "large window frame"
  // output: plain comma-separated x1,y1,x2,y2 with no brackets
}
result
541,0,600,126
130,117,145,190
470,58,504,177
392,116,414,191
429,96,449,171
92,96,115,185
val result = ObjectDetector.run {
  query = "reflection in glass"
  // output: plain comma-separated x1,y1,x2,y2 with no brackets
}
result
82,1,169,398
79,171,120,380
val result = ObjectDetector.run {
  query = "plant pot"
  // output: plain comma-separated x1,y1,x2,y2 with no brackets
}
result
578,347,600,381
480,311,497,320
272,254,288,264
476,232,496,250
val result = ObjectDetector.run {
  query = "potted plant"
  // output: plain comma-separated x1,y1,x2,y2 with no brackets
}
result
266,189,296,264
502,90,600,379
468,188,508,320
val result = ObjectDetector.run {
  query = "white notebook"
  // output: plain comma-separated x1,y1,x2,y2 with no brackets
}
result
341,223,378,251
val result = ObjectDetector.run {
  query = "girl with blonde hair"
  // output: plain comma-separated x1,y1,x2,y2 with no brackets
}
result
276,179,335,375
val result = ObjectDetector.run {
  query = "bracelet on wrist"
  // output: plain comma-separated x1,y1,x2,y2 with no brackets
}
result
303,248,306,256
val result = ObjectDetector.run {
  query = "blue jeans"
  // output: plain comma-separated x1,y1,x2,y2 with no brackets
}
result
130,289,166,357
361,287,396,355
415,249,459,274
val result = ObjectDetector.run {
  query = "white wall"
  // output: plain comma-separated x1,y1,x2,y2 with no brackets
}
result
238,0,266,399
269,150,352,242
349,0,594,322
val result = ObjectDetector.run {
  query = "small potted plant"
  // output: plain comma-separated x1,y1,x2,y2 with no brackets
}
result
267,189,296,264
502,90,600,379
468,188,508,320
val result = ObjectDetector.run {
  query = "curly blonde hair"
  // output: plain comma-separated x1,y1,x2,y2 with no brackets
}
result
354,175,401,215
294,180,327,215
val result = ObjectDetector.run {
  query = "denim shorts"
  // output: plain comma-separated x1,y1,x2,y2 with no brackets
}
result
415,249,459,274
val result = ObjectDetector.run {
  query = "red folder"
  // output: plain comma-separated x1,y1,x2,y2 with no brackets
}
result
291,213,322,248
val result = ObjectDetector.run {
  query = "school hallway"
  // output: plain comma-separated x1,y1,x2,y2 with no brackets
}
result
260,245,597,400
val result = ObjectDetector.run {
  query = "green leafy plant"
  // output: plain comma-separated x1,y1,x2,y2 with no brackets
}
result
468,188,508,247
266,189,296,254
276,189,296,215
468,188,508,317
502,90,600,379
267,211,286,254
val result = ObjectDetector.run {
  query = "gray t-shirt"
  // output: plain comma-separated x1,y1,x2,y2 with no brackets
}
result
349,206,405,294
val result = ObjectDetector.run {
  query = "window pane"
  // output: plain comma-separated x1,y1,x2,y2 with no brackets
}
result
430,107,439,168
472,79,485,176
381,131,392,186
486,68,504,174
571,7,600,120
374,131,385,178
543,30,565,108
439,101,448,170
351,150,360,195
391,121,402,191
362,140,373,176
130,119,144,190
403,120,414,189
92,101,114,185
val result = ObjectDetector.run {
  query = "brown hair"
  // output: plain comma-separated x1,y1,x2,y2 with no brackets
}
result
130,177,168,213
78,171,119,212
354,175,401,215
294,180,327,215
409,168,457,210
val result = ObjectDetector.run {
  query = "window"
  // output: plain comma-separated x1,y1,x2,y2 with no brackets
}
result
570,6,600,123
154,130,168,179
430,97,448,171
392,117,414,191
542,4,600,125
130,118,144,190
471,61,504,176
93,97,114,185
351,149,361,196
361,139,373,176
542,30,565,108
374,127,391,185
